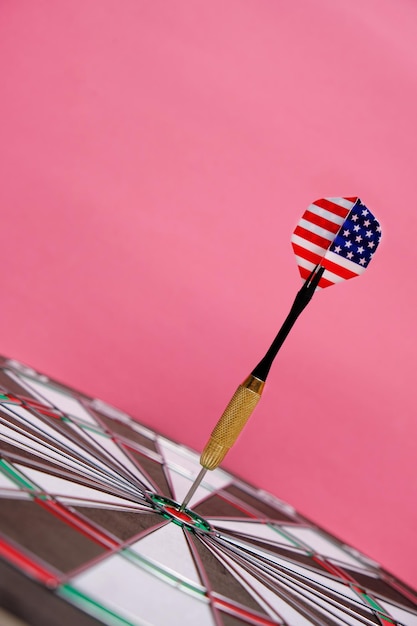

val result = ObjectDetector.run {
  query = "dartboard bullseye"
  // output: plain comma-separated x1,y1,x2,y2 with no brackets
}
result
148,494,213,532
0,356,416,626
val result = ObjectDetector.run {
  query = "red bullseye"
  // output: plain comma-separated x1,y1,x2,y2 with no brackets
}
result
148,494,213,532
164,506,193,524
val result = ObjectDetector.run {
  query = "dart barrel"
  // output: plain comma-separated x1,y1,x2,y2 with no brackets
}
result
200,374,265,470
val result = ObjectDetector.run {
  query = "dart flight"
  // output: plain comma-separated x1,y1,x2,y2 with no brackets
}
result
291,196,381,288
181,197,382,510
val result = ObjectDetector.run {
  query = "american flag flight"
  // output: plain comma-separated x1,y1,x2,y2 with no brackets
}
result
291,197,382,288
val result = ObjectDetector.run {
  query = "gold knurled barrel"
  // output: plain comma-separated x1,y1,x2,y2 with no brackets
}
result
200,374,265,470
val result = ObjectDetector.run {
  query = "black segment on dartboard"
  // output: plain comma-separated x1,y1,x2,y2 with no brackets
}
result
0,499,105,573
0,559,102,626
0,372,149,490
120,446,173,498
0,426,147,503
273,565,380,624
217,531,336,575
208,535,364,626
223,485,298,522
0,370,43,401
193,493,255,519
186,532,270,617
343,568,417,610
219,611,263,626
89,409,158,453
0,439,107,490
73,507,166,542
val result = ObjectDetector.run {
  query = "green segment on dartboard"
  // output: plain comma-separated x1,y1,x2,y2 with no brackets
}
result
361,594,395,623
122,548,206,598
0,459,38,492
59,585,135,626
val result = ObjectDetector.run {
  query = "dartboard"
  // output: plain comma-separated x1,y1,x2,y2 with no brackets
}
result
0,357,416,626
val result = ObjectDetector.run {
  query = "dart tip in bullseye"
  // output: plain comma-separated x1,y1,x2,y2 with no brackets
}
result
180,467,208,511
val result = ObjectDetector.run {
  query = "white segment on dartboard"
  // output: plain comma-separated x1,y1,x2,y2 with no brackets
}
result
7,371,97,425
67,422,151,487
129,523,202,585
162,466,213,507
0,404,141,497
216,533,381,622
378,600,417,626
69,553,215,626
211,545,370,626
281,527,369,570
6,371,149,490
13,464,148,510
213,520,297,546
157,436,232,504
0,417,139,496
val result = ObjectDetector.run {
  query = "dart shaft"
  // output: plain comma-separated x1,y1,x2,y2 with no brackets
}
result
181,266,324,510
200,374,265,470
180,375,264,510
196,268,321,474
180,467,208,510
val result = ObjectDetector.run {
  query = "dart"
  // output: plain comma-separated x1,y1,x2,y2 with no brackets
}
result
181,196,382,509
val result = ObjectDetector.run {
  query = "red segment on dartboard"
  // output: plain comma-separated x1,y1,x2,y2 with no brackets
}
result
215,598,278,626
35,498,119,549
0,537,60,587
1,392,62,419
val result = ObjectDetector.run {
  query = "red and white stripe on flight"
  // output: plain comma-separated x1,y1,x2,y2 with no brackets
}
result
291,197,365,288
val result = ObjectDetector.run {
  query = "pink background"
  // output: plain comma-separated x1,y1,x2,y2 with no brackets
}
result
1,0,416,589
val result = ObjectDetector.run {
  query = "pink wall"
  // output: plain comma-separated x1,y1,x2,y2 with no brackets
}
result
1,0,416,588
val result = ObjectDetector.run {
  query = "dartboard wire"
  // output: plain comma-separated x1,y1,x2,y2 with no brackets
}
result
0,454,152,512
214,490,290,521
0,404,147,497
0,403,120,477
215,532,359,590
1,379,152,494
204,536,374,626
212,535,379,616
0,427,145,499
192,532,288,624
208,536,390,626
0,444,150,506
115,441,175,500
184,528,240,626
0,480,151,513
0,458,152,513
0,450,147,504
4,369,95,425
184,529,281,626
64,417,154,489
40,491,153,512
214,523,401,618
213,528,378,597
88,402,165,461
